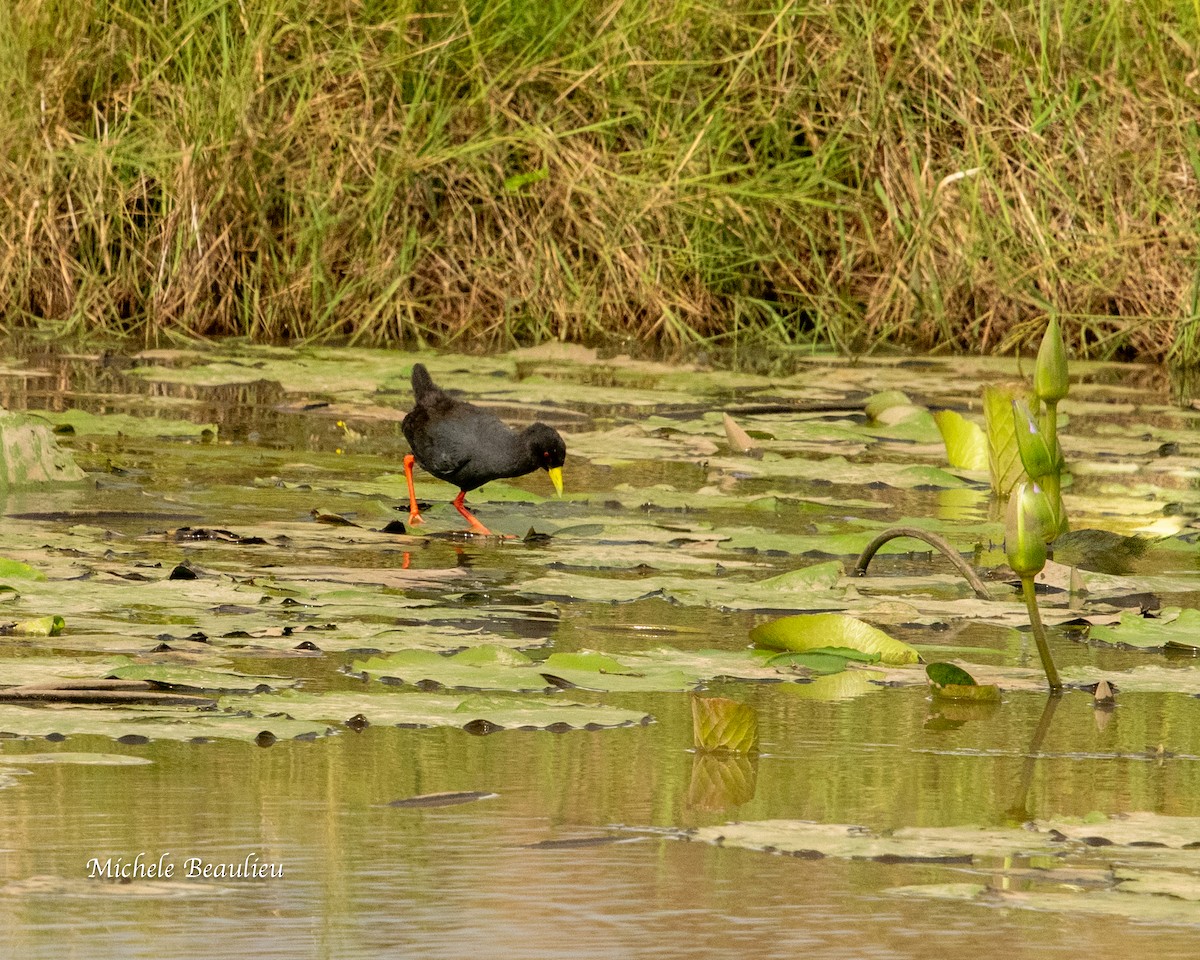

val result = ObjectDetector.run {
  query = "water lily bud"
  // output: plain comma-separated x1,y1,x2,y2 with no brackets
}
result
1011,399,1055,479
1006,482,1048,577
1035,317,1069,403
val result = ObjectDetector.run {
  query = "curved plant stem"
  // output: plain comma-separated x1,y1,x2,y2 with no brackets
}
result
1021,576,1062,693
852,526,992,600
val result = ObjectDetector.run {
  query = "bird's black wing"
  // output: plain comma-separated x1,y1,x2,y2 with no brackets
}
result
406,398,522,490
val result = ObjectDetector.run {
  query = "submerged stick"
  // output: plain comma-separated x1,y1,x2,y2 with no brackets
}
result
0,679,216,707
852,526,992,600
0,689,216,706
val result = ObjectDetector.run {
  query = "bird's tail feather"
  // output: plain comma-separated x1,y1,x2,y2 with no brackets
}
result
411,363,437,400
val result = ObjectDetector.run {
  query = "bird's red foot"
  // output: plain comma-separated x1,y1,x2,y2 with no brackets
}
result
408,511,425,526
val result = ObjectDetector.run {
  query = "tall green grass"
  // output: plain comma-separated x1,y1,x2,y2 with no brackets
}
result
1,0,1199,360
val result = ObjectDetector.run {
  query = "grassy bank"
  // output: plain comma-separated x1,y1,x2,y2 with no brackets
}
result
2,0,1199,361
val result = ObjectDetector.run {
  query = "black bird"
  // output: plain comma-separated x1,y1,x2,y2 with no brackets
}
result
401,363,566,535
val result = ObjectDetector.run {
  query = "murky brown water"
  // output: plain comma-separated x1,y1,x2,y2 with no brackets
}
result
0,343,1197,957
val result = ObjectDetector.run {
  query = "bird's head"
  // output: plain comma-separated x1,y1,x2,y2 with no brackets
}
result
525,423,567,495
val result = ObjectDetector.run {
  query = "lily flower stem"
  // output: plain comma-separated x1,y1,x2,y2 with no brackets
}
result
1021,575,1062,693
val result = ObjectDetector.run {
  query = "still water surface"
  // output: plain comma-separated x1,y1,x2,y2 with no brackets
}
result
0,345,1196,958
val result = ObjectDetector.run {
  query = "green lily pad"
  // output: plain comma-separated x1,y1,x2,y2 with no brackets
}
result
106,664,299,693
709,455,975,490
353,645,798,693
1115,869,1200,901
750,614,920,665
0,559,46,581
752,561,846,592
218,689,650,732
887,882,1200,924
1087,608,1200,651
932,682,1002,702
689,820,1062,861
934,409,989,471
777,669,887,700
31,409,217,440
1039,812,1200,850
925,662,978,686
9,615,65,637
352,647,549,692
866,406,943,444
0,413,85,488
0,657,134,689
924,661,1000,701
0,703,331,743
864,390,913,420
765,647,880,675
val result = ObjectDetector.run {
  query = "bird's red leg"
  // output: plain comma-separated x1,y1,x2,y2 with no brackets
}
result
453,490,494,536
403,455,424,526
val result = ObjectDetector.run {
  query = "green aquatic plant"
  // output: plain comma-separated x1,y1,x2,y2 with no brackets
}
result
1011,399,1056,482
1009,319,1069,538
1034,316,1069,435
1033,316,1070,537
1006,481,1062,693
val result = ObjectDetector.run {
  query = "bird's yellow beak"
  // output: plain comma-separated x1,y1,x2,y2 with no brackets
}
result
548,466,564,496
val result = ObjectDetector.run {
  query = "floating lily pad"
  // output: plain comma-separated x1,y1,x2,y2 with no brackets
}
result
106,664,299,693
0,703,332,742
8,615,65,637
0,413,85,488
934,410,989,471
0,657,135,689
218,689,650,731
689,820,1061,861
353,645,797,694
1040,812,1200,850
352,647,548,692
0,559,46,581
925,662,1001,701
708,455,975,490
1087,608,1200,652
751,561,845,593
766,647,880,675
887,881,1200,923
750,614,920,665
31,409,217,440
773,669,886,701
